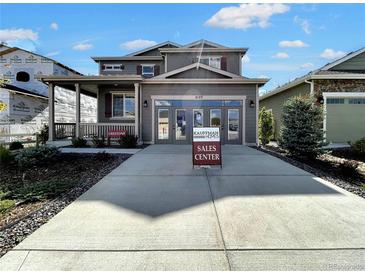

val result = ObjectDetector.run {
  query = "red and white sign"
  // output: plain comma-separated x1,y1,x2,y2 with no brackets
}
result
192,127,222,167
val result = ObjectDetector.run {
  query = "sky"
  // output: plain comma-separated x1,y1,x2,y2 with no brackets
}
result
1,3,365,93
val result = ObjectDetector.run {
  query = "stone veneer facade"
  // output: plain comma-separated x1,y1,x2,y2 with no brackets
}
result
314,79,365,97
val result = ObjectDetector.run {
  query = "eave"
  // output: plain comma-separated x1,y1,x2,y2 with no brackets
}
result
91,56,163,62
159,48,248,54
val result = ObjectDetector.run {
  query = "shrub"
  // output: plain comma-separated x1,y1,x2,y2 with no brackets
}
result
9,141,24,151
94,151,113,161
71,137,88,148
0,145,12,165
349,137,365,155
279,96,324,157
38,125,49,145
337,160,360,178
15,146,59,167
0,199,15,214
55,127,66,139
258,107,274,146
92,135,105,148
118,134,138,148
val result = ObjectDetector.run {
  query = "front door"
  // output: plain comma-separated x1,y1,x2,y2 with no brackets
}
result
173,109,192,144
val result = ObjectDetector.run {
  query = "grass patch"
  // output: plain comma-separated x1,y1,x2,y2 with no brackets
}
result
0,200,16,214
3,180,78,203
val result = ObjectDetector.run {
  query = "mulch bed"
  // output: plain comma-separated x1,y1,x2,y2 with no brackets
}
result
0,153,130,257
255,145,365,199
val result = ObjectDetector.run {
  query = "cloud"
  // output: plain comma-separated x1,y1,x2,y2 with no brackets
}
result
46,51,60,57
279,40,309,48
73,43,93,51
120,39,157,50
294,16,311,34
204,3,290,30
300,62,314,69
272,52,289,59
320,48,347,60
242,54,250,63
50,22,58,30
0,28,38,42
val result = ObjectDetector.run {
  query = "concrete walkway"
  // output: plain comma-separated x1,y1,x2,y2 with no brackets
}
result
1,145,365,271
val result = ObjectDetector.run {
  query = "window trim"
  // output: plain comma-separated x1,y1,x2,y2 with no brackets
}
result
141,64,155,76
198,56,222,69
102,63,124,71
111,92,135,119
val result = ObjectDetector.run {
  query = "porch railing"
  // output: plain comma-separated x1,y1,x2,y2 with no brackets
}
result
55,123,76,139
80,123,135,138
54,123,135,139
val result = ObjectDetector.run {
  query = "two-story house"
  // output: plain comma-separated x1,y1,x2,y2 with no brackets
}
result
41,39,268,145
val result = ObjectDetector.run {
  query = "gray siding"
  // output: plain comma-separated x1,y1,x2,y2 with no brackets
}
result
99,60,164,76
331,51,365,71
259,82,310,139
141,84,257,144
166,52,241,75
97,85,135,124
169,68,229,79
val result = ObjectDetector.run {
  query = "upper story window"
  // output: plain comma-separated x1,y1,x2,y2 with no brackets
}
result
142,65,154,77
112,93,135,118
16,71,30,82
102,64,124,71
198,56,221,69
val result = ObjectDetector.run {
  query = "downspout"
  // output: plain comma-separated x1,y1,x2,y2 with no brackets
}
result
304,79,314,96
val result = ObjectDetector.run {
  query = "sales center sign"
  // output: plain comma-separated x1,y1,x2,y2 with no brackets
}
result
192,127,222,167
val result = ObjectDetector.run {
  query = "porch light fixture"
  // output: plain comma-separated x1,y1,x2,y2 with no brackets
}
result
143,100,148,108
249,100,255,108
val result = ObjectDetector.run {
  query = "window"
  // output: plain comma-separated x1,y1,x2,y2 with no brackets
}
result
102,64,124,71
327,98,345,104
112,93,135,118
142,65,154,77
16,71,30,82
349,98,365,104
197,56,221,69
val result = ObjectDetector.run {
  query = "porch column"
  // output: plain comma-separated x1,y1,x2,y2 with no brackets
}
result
134,83,139,137
75,83,81,138
48,83,55,141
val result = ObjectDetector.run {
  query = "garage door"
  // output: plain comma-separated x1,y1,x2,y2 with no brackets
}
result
326,97,365,143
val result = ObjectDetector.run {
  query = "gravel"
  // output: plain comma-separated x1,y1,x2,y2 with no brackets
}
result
0,153,129,258
255,146,365,199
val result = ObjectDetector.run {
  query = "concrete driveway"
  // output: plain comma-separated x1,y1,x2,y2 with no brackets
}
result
1,145,365,270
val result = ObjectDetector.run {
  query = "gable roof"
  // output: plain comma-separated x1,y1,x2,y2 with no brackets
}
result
320,47,365,71
125,41,181,57
0,46,82,76
260,47,365,101
183,39,227,49
1,83,48,99
153,62,242,79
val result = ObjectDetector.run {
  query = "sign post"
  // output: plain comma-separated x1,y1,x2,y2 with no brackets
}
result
192,127,222,168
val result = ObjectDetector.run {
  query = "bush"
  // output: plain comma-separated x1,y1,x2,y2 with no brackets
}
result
118,134,138,148
72,137,88,148
38,125,49,145
337,160,360,178
55,127,66,139
15,146,59,167
92,135,105,148
259,107,274,146
279,96,324,157
349,137,365,155
9,141,24,151
0,145,12,165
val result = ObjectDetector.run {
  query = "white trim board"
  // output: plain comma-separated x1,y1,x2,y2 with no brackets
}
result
323,92,365,98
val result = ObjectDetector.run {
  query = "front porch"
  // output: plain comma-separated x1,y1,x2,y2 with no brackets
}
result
41,75,143,142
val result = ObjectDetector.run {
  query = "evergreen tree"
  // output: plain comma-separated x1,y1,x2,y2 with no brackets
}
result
259,107,274,146
279,96,324,157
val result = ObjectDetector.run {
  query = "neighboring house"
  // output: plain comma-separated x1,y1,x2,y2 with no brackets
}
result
0,44,97,142
260,47,365,144
41,39,268,145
